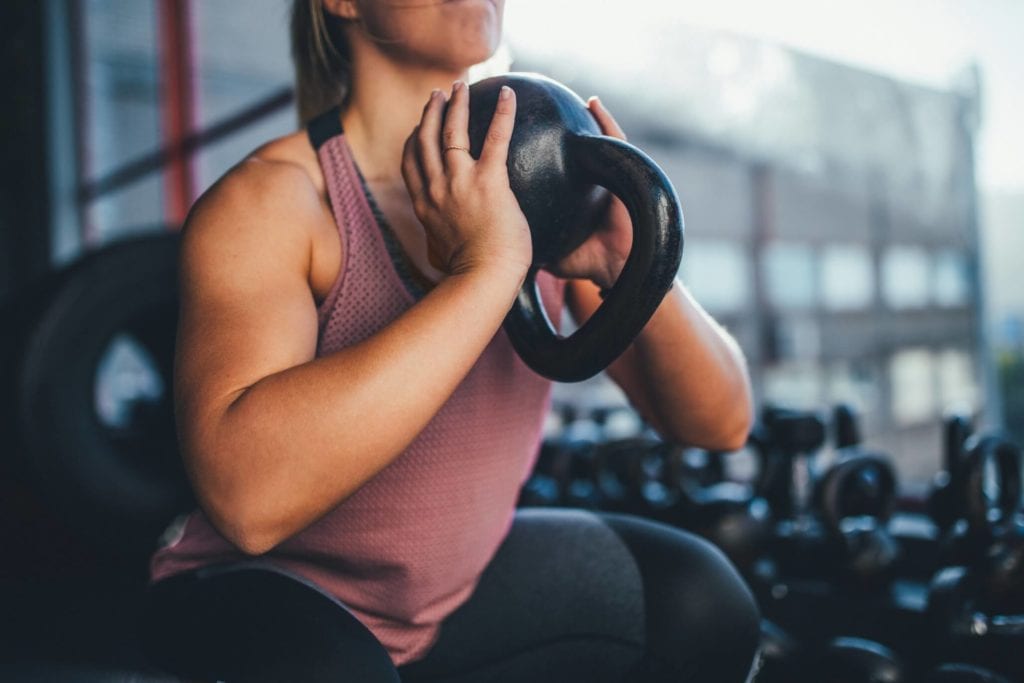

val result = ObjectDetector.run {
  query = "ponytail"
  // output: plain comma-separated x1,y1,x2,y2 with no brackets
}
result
291,0,352,125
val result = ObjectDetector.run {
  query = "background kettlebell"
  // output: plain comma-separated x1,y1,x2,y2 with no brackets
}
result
462,73,685,382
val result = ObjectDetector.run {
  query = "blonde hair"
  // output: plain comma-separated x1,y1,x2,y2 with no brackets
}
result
291,0,352,125
290,0,514,125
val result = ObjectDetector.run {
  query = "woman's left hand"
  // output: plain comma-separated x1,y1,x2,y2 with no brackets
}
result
544,97,633,290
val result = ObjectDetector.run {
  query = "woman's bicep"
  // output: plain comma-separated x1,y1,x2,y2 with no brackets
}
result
173,164,327,455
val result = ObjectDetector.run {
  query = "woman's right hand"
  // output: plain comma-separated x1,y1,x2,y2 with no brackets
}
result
401,80,533,283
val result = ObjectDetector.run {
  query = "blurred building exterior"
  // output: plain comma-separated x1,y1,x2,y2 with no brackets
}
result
982,190,1024,443
42,0,987,489
540,28,987,488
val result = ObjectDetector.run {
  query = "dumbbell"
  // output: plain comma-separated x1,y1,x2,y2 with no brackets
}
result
928,413,975,533
751,407,827,520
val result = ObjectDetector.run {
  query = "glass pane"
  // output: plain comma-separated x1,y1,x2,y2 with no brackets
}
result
763,361,823,409
933,249,970,307
763,242,816,309
680,240,751,313
81,0,164,236
192,0,294,126
890,348,936,425
89,176,167,242
937,348,980,412
881,246,930,309
821,245,874,310
195,107,297,191
826,359,881,421
82,0,162,177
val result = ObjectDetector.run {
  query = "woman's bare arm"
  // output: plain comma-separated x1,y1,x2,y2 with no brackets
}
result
177,85,529,556
565,277,753,451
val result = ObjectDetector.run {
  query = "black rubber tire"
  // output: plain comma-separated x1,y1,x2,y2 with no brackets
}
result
9,231,192,562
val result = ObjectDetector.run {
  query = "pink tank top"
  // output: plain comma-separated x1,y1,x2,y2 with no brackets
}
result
149,107,565,666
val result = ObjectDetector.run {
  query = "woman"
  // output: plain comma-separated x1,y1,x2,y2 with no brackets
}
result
138,1,760,681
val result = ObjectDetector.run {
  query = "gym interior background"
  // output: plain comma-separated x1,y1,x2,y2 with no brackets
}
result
1,0,1022,681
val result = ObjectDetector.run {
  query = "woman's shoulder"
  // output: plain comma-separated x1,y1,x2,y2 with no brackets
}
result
178,129,339,284
184,129,330,237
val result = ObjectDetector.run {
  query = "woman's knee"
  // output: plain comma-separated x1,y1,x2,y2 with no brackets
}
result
599,512,761,681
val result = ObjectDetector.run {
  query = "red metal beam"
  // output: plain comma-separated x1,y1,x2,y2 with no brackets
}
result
157,0,197,227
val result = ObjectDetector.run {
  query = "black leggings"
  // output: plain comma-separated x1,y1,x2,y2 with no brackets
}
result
138,508,761,682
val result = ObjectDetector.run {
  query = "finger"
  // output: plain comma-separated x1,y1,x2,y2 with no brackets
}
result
441,80,473,171
478,85,516,169
417,89,445,182
587,96,627,141
401,127,426,202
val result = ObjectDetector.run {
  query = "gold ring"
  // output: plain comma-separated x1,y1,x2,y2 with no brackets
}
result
443,145,471,154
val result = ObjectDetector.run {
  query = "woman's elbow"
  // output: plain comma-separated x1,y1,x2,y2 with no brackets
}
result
185,447,278,556
201,491,279,557
690,387,754,452
719,385,755,451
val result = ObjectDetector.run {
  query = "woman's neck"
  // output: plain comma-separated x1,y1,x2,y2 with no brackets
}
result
340,47,468,184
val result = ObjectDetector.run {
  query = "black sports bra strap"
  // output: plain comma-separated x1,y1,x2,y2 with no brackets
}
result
308,105,344,151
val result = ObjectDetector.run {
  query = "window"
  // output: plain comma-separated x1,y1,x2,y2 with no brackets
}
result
937,348,979,412
763,242,816,309
933,249,970,307
820,244,874,310
825,359,881,419
679,240,751,313
881,247,930,309
80,0,164,241
192,0,295,189
890,348,936,424
763,361,824,409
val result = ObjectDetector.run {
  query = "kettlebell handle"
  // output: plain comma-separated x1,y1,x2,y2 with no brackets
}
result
504,134,684,382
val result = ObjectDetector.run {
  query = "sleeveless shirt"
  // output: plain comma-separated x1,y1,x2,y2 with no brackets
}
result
149,107,565,666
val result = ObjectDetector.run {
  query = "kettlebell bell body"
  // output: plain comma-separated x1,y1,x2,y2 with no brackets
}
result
464,73,684,382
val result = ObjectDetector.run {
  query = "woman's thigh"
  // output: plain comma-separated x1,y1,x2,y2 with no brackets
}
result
137,561,400,683
599,511,762,682
398,508,760,683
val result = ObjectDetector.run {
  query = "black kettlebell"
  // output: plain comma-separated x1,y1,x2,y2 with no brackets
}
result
814,455,901,587
463,73,685,382
940,434,1024,562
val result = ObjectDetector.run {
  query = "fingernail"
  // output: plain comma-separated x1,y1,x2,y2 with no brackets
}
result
500,85,511,100
430,88,441,99
452,80,464,92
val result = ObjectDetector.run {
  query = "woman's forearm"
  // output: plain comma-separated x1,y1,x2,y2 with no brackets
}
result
623,279,753,449
189,264,523,555
570,276,752,450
